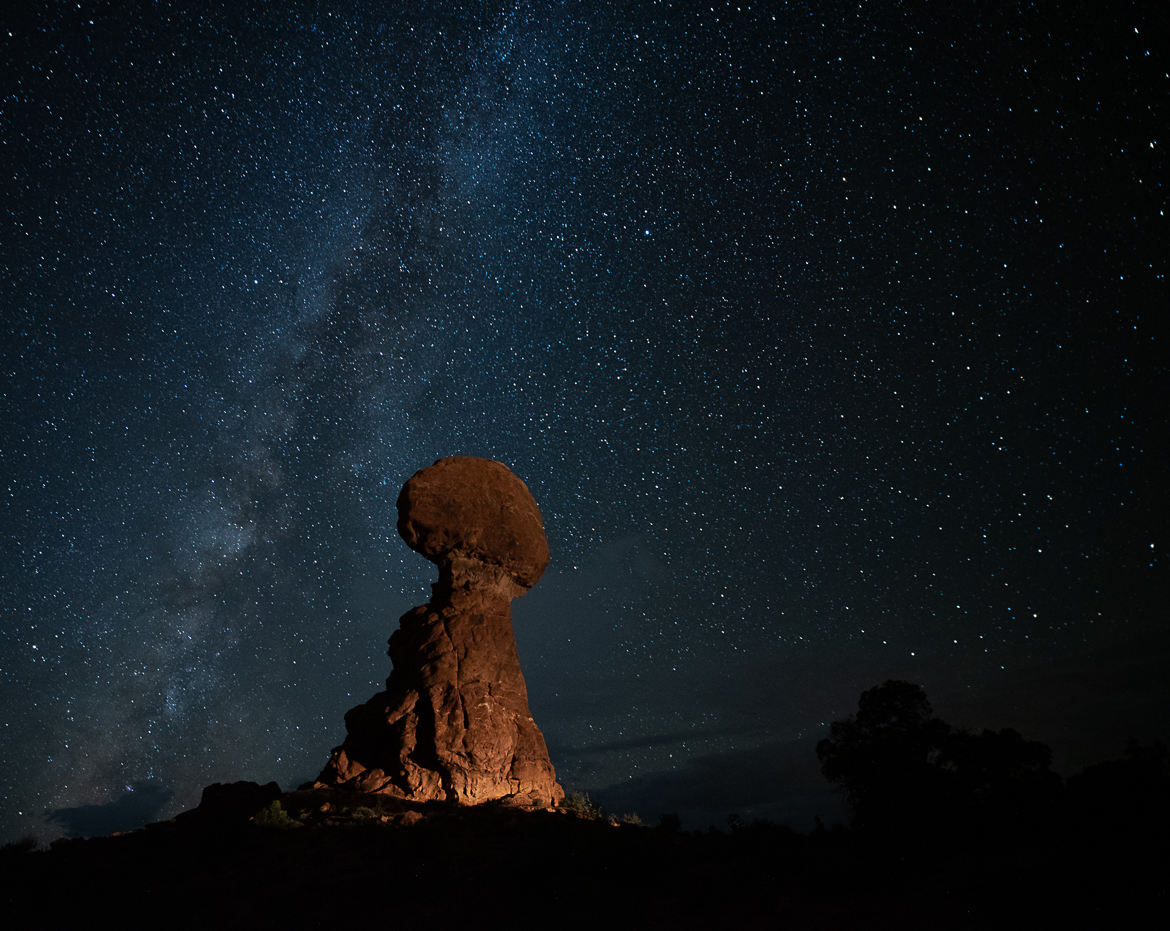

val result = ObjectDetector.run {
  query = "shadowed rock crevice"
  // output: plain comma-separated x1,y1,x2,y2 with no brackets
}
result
314,457,563,807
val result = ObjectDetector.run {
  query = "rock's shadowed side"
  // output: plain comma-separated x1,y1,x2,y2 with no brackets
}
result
314,457,563,807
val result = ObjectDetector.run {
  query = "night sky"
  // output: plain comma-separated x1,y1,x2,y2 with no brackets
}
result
2,1,1166,843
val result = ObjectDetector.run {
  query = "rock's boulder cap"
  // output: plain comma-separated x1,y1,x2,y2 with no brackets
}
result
396,456,550,589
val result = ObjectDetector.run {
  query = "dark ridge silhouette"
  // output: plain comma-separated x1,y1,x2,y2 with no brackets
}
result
1067,739,1170,838
2,751,1165,929
5,685,1166,928
46,781,172,838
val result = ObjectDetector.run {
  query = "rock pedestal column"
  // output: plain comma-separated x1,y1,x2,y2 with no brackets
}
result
314,457,563,808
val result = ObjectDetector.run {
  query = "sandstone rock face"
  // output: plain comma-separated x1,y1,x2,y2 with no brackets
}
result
314,457,563,808
397,456,550,591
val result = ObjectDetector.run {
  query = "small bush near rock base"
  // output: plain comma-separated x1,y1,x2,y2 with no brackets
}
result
253,800,301,829
560,791,602,821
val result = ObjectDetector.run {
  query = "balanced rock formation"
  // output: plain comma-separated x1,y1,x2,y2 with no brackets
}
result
314,457,563,807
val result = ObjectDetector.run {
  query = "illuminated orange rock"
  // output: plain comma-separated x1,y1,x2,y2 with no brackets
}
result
314,457,563,807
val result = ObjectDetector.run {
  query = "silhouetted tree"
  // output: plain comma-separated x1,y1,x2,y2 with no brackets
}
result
816,681,952,835
818,681,1061,843
939,727,1062,837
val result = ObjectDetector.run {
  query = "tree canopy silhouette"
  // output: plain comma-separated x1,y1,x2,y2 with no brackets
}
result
817,680,1059,840
816,681,950,834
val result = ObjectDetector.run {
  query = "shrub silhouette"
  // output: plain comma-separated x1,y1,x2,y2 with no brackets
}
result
0,837,37,861
253,800,301,829
939,726,1061,837
657,812,681,833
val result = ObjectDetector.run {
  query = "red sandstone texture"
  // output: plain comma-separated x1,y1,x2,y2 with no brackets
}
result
314,457,563,807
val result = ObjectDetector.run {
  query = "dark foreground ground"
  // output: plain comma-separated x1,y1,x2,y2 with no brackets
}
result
2,786,1164,929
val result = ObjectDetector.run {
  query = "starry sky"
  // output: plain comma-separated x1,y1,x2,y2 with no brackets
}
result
2,1,1166,842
